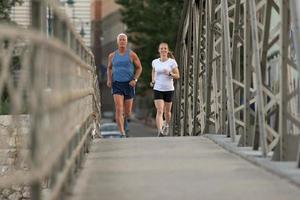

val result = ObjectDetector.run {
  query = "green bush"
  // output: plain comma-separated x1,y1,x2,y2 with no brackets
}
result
0,98,10,115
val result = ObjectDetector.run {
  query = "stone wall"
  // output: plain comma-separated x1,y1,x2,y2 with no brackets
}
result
0,115,31,200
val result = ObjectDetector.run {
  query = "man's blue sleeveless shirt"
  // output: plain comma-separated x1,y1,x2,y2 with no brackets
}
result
112,50,134,82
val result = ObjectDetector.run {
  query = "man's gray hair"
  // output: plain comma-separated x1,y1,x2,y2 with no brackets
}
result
117,33,128,41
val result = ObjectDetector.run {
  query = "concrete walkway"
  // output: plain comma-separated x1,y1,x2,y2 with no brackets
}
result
71,137,300,200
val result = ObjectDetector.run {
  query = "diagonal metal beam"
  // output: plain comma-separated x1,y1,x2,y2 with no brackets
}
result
248,0,268,156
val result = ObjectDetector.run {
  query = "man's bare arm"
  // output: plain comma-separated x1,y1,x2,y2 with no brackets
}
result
130,51,142,80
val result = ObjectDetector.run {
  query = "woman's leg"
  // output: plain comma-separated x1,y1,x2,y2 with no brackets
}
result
154,99,165,134
162,91,174,135
164,102,172,126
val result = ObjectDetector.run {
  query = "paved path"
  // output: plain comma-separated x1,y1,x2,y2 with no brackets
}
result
70,137,300,200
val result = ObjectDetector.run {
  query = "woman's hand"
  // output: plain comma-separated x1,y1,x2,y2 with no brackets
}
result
163,69,170,76
150,81,155,87
163,69,174,77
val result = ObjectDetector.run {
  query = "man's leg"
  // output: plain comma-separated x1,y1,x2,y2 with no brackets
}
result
113,94,125,136
154,99,165,136
124,98,133,136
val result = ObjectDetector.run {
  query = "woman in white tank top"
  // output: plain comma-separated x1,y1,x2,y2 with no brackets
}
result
150,42,180,136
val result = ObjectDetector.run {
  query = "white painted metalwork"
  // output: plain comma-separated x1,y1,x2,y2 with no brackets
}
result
173,0,300,164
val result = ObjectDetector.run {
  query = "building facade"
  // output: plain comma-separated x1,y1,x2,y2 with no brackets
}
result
10,0,31,28
87,0,128,112
10,0,92,48
101,0,127,67
61,0,92,48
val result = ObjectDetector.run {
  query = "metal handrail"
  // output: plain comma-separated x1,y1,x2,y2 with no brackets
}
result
0,0,101,199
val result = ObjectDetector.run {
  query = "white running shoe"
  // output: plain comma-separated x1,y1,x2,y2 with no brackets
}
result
158,130,165,137
163,125,169,136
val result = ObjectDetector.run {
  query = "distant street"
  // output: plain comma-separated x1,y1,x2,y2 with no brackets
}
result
101,118,157,137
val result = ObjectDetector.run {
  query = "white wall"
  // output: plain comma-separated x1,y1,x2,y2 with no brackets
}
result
10,0,31,28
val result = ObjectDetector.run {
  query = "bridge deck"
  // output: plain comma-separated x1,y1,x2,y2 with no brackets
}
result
70,137,300,200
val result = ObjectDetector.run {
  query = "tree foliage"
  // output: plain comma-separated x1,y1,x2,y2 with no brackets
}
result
0,0,24,23
115,0,184,93
0,0,24,114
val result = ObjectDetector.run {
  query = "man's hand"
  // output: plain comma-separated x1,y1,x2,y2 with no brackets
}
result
107,80,112,88
129,80,137,87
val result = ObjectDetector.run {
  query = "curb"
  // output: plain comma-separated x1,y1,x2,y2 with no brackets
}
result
205,134,300,188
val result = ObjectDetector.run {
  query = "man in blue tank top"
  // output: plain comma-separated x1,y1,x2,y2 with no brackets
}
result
107,33,142,137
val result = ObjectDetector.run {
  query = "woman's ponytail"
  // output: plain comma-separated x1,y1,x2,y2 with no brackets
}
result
167,51,175,59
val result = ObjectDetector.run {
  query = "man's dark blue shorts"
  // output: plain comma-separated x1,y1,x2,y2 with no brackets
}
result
112,81,135,100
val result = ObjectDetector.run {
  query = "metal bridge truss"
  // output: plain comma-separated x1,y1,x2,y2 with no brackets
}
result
172,0,300,166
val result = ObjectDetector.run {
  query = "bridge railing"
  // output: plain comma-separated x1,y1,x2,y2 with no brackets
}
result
0,0,100,199
173,0,300,167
